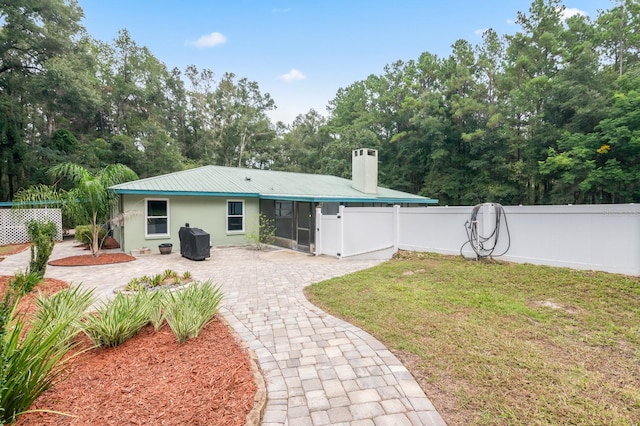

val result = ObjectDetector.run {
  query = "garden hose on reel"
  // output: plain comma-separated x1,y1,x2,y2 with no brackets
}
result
460,202,511,259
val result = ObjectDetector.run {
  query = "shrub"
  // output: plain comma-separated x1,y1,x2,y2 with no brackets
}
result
7,271,42,302
74,225,107,247
163,280,223,343
26,219,57,277
246,213,276,250
0,271,42,332
82,292,151,348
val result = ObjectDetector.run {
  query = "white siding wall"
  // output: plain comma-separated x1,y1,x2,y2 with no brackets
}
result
316,204,640,276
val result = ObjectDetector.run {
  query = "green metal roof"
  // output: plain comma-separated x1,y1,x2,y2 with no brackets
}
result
110,165,438,204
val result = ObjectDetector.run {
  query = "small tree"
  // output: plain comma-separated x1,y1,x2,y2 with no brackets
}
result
52,163,138,256
26,219,58,277
13,163,138,257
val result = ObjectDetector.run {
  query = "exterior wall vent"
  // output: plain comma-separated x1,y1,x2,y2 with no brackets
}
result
352,148,378,194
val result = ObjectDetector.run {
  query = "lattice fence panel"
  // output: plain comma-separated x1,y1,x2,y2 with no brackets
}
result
0,209,63,245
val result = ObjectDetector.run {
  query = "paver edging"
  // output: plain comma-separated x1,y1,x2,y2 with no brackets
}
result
216,315,267,426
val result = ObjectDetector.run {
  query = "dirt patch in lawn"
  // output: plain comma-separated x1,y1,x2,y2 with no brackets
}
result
1,276,262,426
48,252,136,266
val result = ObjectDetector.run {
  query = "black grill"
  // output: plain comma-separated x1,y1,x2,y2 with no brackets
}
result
178,225,210,261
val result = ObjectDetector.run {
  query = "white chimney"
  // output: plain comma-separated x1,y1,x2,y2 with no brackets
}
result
351,148,378,194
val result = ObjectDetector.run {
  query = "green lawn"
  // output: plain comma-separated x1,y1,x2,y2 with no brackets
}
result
305,251,640,425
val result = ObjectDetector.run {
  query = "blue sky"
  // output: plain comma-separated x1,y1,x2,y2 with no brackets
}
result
79,0,613,125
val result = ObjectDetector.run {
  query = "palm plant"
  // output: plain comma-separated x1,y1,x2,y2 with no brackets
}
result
14,163,138,257
52,163,138,257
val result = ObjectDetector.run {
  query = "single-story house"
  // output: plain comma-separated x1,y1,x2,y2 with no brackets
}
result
109,148,438,254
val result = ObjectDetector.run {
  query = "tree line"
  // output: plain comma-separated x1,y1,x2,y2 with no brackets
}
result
1,0,638,205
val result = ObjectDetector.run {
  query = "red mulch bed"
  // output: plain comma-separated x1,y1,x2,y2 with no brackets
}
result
0,253,258,426
48,252,136,266
16,321,257,426
0,276,69,317
0,243,31,261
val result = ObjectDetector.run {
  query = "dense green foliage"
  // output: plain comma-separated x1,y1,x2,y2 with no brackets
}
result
1,314,75,424
2,0,638,204
14,163,138,256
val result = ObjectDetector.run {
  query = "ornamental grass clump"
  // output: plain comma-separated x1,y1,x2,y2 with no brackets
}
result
145,290,166,332
0,316,76,424
33,286,95,348
82,292,151,348
163,280,223,344
0,283,88,424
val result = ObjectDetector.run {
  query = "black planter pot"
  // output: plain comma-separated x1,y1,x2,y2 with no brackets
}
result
158,243,173,255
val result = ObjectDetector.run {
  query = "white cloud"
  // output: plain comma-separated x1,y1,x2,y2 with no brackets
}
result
192,32,227,48
279,69,307,82
506,18,516,25
475,28,489,36
559,7,587,20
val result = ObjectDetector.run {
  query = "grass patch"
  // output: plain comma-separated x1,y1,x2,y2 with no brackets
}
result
305,251,640,425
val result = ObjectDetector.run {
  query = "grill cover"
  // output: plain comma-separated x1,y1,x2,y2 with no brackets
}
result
179,226,210,261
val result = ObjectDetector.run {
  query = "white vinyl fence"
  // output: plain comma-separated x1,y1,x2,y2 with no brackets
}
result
316,204,640,276
0,208,63,245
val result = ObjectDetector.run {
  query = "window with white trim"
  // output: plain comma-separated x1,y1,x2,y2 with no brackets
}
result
146,199,169,237
227,200,244,233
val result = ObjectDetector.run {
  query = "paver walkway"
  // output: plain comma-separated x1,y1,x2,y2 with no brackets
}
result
0,241,445,425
